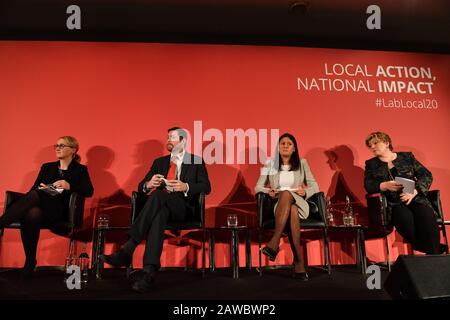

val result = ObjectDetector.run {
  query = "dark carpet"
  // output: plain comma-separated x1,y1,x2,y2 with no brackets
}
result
0,265,390,300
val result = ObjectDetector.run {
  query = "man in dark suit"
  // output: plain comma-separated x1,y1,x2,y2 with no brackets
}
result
102,127,211,292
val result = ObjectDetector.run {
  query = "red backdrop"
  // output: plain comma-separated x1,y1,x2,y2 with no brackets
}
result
0,41,449,269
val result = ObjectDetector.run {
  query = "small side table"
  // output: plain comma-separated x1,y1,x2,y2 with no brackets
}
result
328,224,367,274
208,226,251,279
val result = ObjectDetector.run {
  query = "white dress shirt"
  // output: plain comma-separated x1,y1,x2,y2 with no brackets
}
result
143,149,190,196
170,150,185,180
279,165,295,189
170,149,189,196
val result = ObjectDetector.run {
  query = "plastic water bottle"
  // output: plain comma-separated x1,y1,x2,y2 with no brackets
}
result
326,197,335,225
78,242,90,287
64,240,76,283
344,196,354,226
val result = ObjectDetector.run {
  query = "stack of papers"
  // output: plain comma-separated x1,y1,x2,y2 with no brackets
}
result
395,177,416,194
38,185,64,196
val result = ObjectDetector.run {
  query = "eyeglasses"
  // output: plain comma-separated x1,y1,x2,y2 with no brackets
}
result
54,144,72,149
167,136,180,142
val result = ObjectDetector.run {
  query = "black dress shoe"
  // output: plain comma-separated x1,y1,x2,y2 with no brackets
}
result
292,272,309,281
101,251,132,267
261,246,279,261
131,271,156,293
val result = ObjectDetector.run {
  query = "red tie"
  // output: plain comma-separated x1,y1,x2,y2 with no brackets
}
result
166,159,177,180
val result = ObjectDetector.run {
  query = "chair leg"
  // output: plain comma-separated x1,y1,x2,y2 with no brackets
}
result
358,228,367,274
65,238,76,273
384,232,391,272
202,228,206,278
67,238,75,258
323,228,331,275
441,224,449,254
209,230,215,272
184,232,189,272
126,233,133,279
245,229,252,270
407,242,414,255
258,230,262,276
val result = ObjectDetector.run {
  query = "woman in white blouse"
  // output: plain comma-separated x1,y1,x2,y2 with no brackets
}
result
255,133,319,280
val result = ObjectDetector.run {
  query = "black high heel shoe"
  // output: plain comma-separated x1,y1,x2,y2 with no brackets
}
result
261,246,279,261
292,271,309,281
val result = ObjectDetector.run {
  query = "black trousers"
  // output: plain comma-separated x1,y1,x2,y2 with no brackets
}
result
391,202,440,254
128,189,188,269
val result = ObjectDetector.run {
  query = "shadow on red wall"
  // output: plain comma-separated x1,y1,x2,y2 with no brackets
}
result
74,141,167,249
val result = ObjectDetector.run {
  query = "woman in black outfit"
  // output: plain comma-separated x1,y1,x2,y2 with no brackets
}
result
364,131,440,254
0,136,94,277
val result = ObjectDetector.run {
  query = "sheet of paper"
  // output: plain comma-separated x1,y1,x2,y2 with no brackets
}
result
161,178,174,192
395,177,416,194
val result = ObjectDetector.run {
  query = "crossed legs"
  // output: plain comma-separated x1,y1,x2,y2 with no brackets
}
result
265,191,305,273
0,190,43,272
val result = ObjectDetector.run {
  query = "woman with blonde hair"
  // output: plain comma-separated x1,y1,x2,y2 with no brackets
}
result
0,136,94,277
364,131,440,254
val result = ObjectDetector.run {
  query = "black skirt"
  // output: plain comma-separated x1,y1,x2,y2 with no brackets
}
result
35,189,69,227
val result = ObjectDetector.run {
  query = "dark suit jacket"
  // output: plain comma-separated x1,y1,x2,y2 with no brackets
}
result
138,152,211,212
364,152,433,215
31,160,94,224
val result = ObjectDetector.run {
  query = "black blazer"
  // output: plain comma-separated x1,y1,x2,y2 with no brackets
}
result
138,152,211,210
31,160,94,224
364,151,433,209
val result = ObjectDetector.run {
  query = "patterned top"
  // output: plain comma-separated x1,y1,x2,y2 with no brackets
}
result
364,152,433,208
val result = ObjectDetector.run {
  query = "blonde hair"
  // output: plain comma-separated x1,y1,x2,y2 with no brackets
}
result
365,132,393,151
59,136,81,162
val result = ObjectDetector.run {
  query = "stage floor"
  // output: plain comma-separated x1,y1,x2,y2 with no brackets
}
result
0,265,390,300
